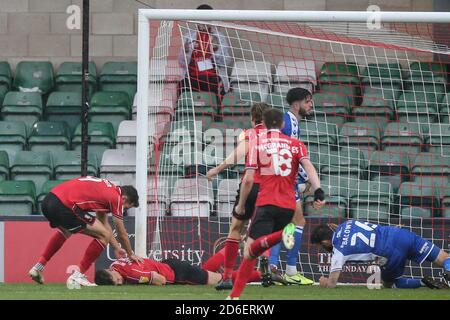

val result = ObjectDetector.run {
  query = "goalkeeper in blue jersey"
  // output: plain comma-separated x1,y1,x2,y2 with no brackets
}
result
310,220,450,289
268,87,326,285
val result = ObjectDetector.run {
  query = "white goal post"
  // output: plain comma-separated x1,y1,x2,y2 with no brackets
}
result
135,9,450,258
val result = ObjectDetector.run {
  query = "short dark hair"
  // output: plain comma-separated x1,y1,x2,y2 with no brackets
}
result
310,224,334,244
286,87,312,106
250,102,271,125
121,185,139,207
95,269,114,286
263,108,284,129
197,4,213,9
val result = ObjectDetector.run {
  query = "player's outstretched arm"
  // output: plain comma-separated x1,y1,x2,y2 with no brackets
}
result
113,217,144,263
300,158,326,209
320,271,340,288
97,213,126,259
206,139,248,181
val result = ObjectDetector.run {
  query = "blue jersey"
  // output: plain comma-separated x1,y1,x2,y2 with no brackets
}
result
282,111,300,139
330,220,439,278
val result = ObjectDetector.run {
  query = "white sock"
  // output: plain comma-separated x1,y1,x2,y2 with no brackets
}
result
34,263,45,271
285,265,298,276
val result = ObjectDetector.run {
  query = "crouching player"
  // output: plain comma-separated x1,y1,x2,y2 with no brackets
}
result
310,220,450,289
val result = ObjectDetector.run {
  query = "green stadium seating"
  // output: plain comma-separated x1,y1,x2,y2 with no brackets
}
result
71,122,115,163
406,62,447,83
55,61,97,94
0,61,12,103
320,147,367,180
99,61,137,101
396,91,440,124
312,92,350,125
299,120,337,148
304,194,348,218
439,93,450,124
368,150,410,192
221,91,261,115
45,91,82,134
13,61,54,94
158,143,195,176
176,91,218,128
10,151,53,193
53,151,98,180
354,86,397,120
338,121,380,151
400,206,432,218
427,123,450,154
0,180,36,215
222,115,252,130
349,180,392,219
89,91,131,135
37,180,66,214
411,153,450,177
0,121,27,160
443,186,450,217
398,181,435,217
381,122,423,155
0,150,9,181
161,120,203,145
319,62,360,84
28,121,71,152
361,63,403,86
1,92,43,131
265,93,287,111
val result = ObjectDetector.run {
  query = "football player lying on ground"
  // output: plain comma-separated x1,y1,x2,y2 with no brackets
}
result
310,220,450,289
95,248,285,286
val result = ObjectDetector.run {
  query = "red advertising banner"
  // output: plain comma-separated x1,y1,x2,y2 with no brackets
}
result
4,221,94,283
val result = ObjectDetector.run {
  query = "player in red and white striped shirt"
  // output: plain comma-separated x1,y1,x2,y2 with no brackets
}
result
29,177,143,287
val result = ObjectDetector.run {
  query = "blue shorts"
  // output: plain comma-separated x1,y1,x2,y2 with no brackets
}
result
380,228,440,282
295,165,309,202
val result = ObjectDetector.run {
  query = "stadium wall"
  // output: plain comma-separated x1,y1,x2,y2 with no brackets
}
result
0,0,434,71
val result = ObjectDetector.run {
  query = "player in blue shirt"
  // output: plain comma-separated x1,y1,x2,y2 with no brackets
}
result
310,220,450,289
268,87,326,285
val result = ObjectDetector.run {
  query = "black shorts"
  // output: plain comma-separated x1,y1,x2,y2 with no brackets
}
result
162,259,209,285
41,193,95,234
248,205,294,240
232,183,260,221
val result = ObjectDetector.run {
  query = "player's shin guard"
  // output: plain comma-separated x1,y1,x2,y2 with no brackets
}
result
285,226,303,276
223,238,240,280
393,278,422,289
249,230,283,258
229,258,257,298
37,230,68,267
268,243,282,268
79,239,105,274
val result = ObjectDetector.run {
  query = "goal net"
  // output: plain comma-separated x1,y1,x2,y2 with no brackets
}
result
136,10,450,284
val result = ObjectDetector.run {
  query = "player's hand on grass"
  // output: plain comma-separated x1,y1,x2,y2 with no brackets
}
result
319,276,328,288
206,167,219,181
114,248,127,259
129,254,144,265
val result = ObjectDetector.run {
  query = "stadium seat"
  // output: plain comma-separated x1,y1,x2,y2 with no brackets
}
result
176,91,217,126
146,176,170,217
45,91,82,133
304,183,348,217
36,180,66,214
217,178,239,218
161,120,203,145
361,63,403,86
398,181,436,217
312,92,350,125
203,124,243,165
274,60,316,94
116,120,156,151
230,60,272,101
0,180,36,215
406,62,447,83
89,91,131,135
338,121,380,151
169,177,214,217
160,141,203,175
28,121,71,152
10,151,53,193
0,120,27,161
318,62,360,103
411,153,450,177
72,122,115,162
368,150,410,192
349,180,392,220
426,124,450,154
354,86,396,120
0,150,9,181
99,61,137,101
265,93,288,111
53,151,98,180
149,58,184,83
221,91,261,116
0,61,12,103
1,92,43,131
55,61,97,94
13,61,54,94
320,147,367,180
299,120,337,149
100,149,136,186
438,93,449,124
443,187,450,218
396,91,440,124
380,122,423,156
400,206,432,218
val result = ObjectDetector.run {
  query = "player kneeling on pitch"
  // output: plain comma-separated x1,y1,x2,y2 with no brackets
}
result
310,220,450,289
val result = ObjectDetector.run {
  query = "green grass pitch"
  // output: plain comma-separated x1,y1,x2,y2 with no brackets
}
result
0,283,449,300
